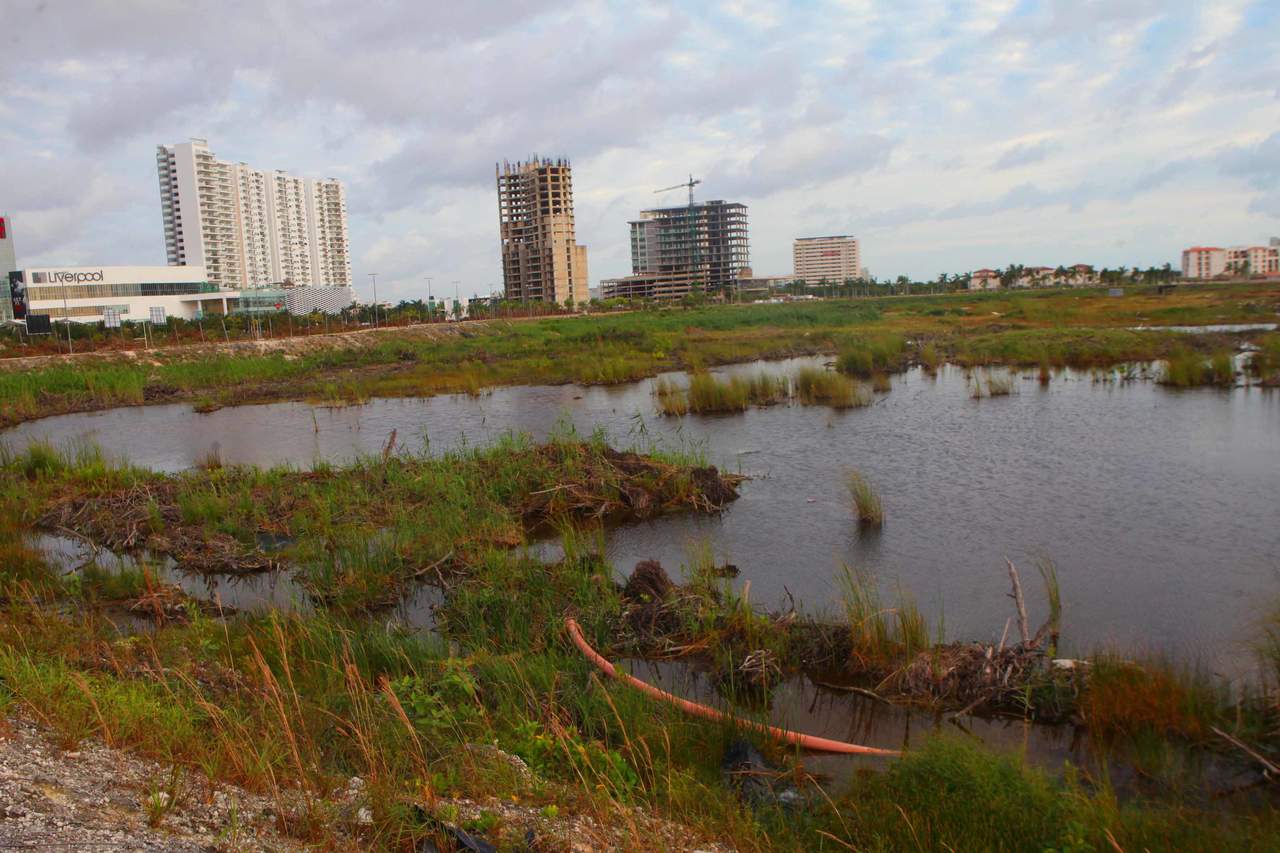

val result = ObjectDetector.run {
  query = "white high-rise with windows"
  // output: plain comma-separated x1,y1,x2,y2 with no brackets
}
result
156,139,351,290
793,235,862,283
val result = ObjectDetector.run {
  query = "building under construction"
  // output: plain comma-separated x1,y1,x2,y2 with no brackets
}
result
601,200,749,300
496,158,588,305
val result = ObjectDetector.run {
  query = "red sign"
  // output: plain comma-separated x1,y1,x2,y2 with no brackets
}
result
0,218,6,240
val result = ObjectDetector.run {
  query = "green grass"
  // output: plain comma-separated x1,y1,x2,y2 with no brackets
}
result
1161,348,1237,387
794,366,870,408
845,470,884,526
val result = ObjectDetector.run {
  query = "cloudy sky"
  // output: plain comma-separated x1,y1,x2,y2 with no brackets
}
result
3,0,1278,302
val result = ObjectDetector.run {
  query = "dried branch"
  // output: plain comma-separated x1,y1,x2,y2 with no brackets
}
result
1006,558,1031,646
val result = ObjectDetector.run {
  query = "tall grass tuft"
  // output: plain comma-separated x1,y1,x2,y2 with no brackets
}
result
846,468,884,526
837,566,927,667
653,377,688,416
918,342,942,374
837,334,906,377
1035,554,1061,654
794,367,870,408
1161,348,1236,388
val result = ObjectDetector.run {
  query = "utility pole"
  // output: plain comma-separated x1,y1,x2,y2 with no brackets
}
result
368,273,379,327
452,281,461,320
424,276,433,322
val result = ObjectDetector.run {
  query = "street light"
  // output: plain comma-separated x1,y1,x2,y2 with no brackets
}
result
368,273,379,327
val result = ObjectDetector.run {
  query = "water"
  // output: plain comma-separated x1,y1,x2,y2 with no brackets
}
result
620,657,1083,782
7,358,1280,668
29,533,441,631
1129,323,1277,333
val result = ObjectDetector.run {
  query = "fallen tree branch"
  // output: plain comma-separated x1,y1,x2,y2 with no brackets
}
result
1006,559,1031,646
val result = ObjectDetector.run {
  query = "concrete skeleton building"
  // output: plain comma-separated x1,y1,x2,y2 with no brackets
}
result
601,200,749,300
793,235,861,283
157,139,352,291
1182,244,1280,278
496,158,588,305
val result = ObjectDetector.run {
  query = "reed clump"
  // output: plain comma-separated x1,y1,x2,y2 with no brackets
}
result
845,469,884,526
677,371,788,414
794,367,870,408
837,334,906,378
970,371,1015,398
837,566,926,668
1160,348,1236,387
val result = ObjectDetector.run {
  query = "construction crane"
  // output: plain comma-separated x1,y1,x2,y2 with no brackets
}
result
653,176,703,291
653,174,701,207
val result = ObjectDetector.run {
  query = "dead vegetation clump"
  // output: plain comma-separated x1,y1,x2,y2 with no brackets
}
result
39,482,279,575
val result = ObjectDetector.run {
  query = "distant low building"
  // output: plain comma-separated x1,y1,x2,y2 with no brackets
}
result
8,265,233,324
238,284,353,315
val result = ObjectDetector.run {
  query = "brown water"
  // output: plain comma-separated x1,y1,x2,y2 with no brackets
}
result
7,358,1280,671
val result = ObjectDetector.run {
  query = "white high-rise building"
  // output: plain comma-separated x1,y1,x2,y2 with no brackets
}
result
156,139,351,290
793,235,862,283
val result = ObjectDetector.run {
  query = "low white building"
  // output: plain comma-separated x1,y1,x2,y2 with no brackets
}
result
10,265,237,324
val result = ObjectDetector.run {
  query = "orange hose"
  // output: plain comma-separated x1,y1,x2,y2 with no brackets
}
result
565,617,900,757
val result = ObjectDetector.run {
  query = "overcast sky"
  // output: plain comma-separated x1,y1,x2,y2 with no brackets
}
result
3,0,1278,302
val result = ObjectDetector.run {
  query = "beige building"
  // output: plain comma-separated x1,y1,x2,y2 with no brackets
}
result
793,235,861,283
496,158,588,305
1182,244,1280,278
157,138,351,290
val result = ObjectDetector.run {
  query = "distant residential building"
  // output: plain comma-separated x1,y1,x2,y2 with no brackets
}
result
1182,247,1226,279
969,269,1001,291
601,200,749,300
1014,266,1056,288
496,158,588,305
1182,244,1279,278
156,138,351,290
7,265,233,324
793,235,861,283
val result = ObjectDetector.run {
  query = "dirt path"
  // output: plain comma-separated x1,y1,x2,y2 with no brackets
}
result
0,320,481,373
0,716,311,851
0,715,729,851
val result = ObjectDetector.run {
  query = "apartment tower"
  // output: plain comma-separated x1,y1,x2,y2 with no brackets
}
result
156,139,352,290
794,235,861,283
496,158,588,305
601,200,749,300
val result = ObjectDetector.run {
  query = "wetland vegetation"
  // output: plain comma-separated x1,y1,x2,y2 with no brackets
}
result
0,430,1278,849
3,282,1278,428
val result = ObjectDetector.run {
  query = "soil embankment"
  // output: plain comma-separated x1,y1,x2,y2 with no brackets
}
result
0,320,476,373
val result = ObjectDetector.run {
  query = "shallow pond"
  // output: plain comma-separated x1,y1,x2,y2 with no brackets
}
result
6,358,1279,671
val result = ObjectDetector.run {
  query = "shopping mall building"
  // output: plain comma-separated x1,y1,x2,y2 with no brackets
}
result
4,265,236,324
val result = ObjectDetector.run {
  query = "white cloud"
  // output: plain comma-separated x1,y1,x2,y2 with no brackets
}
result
1,0,1277,299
